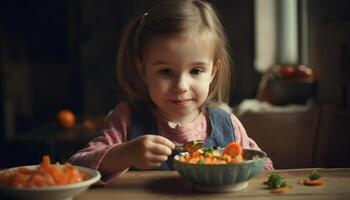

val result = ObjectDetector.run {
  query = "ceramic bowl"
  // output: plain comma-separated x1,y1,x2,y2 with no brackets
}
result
173,149,266,192
0,165,101,200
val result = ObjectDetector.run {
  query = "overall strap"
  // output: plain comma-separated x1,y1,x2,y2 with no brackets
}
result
127,102,158,141
127,103,173,170
204,107,236,148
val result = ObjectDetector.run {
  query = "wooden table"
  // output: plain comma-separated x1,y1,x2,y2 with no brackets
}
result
76,168,350,200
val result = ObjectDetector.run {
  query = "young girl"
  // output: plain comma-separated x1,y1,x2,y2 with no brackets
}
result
69,0,273,183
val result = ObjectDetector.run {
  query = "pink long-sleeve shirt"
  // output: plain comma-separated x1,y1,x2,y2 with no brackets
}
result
68,101,274,183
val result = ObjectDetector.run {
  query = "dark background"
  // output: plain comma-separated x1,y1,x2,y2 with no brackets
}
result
0,0,349,168
0,0,259,134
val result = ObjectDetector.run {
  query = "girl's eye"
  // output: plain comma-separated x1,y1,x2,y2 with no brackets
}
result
158,68,172,76
190,68,204,75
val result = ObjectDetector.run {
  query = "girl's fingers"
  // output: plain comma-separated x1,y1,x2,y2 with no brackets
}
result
149,143,173,155
148,154,168,163
136,154,166,169
150,135,175,149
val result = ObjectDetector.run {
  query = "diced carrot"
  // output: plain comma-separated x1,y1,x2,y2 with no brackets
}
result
0,171,15,186
223,154,232,163
303,179,326,186
49,164,63,183
230,158,241,164
270,187,289,194
216,159,226,164
203,157,213,164
56,172,70,185
0,155,85,188
67,169,83,184
188,157,201,164
224,142,243,157
184,154,191,161
177,143,245,164
178,156,186,162
17,167,31,175
41,155,51,169
29,174,54,187
191,151,201,158
13,173,29,188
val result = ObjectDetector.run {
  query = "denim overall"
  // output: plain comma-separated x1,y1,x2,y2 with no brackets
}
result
127,104,236,170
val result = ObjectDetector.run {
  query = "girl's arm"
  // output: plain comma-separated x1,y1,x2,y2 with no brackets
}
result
230,113,274,171
68,102,175,184
68,102,132,183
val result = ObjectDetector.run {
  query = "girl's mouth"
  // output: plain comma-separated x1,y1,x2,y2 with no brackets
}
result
169,99,192,105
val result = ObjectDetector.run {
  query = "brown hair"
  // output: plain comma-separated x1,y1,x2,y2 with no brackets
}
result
117,0,232,105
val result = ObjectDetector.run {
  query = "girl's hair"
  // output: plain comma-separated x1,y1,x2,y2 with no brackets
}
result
117,0,232,105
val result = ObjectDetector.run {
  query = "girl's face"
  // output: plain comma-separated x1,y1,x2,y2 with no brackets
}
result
143,33,216,124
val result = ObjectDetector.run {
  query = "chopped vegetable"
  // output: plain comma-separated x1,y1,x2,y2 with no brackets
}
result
264,174,287,189
264,174,289,193
224,142,242,157
202,147,214,157
177,142,245,164
308,170,321,180
303,170,325,186
0,155,85,188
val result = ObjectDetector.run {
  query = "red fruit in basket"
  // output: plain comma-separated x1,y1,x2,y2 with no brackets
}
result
294,66,314,80
57,109,76,128
279,65,296,79
279,65,314,80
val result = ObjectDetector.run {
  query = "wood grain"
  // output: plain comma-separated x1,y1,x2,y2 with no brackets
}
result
76,168,350,200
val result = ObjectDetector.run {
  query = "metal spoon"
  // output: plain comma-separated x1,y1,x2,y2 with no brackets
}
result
175,140,204,153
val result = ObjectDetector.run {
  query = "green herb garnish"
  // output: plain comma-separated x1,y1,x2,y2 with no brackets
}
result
202,147,214,157
308,170,321,180
264,174,287,189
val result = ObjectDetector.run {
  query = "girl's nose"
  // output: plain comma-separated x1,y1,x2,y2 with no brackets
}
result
173,75,188,93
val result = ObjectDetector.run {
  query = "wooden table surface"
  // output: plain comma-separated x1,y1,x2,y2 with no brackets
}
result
76,168,350,200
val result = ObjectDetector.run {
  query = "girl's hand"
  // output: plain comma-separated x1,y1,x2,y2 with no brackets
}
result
127,135,175,170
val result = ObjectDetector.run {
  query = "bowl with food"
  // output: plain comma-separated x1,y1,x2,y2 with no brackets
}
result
0,155,101,200
173,142,266,192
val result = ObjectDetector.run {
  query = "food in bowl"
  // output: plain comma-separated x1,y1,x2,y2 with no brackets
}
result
0,155,101,200
173,142,266,192
177,142,244,164
0,155,85,188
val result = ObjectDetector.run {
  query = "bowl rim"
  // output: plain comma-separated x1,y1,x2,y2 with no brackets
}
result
0,165,101,191
173,148,267,166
